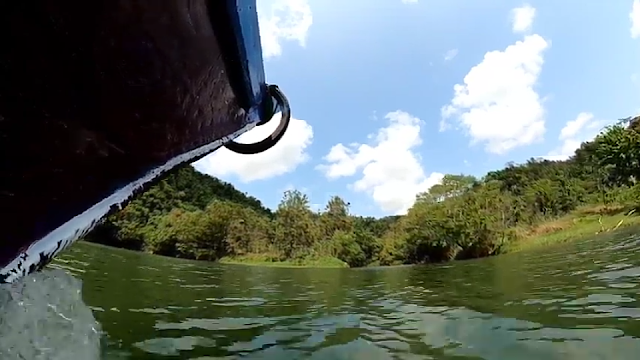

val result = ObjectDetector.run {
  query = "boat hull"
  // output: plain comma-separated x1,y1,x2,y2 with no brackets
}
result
0,0,274,282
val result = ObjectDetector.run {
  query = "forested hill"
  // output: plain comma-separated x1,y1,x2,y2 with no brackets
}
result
85,164,401,262
162,166,271,216
85,116,640,267
86,165,270,247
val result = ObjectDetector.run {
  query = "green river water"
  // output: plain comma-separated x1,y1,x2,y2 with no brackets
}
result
7,227,640,359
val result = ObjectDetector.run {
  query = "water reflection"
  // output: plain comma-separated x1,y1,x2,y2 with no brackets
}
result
49,228,640,359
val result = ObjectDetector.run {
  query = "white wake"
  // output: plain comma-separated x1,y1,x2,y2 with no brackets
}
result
0,269,102,359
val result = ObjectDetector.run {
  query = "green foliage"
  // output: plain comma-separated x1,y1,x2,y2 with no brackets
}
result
85,115,640,267
274,190,320,259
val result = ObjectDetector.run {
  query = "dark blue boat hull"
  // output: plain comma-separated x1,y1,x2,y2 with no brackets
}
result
0,0,278,283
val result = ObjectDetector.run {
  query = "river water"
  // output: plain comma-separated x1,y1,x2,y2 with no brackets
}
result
4,227,640,359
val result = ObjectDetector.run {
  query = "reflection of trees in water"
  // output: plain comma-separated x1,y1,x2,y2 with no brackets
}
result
57,242,233,353
488,232,640,335
56,234,640,359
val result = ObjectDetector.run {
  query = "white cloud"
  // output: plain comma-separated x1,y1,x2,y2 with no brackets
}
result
258,0,313,59
440,33,549,154
510,4,536,34
631,0,640,39
444,49,459,61
193,113,313,182
318,110,444,215
279,183,309,196
545,112,608,161
559,112,594,140
402,0,418,3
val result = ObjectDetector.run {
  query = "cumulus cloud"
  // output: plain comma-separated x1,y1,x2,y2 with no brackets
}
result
510,4,536,33
545,112,608,161
444,49,459,61
193,1,313,182
632,0,640,39
258,0,313,59
193,113,313,182
440,29,549,154
318,111,444,215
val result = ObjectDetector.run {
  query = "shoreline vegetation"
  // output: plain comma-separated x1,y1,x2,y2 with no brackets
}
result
222,204,640,268
84,116,640,269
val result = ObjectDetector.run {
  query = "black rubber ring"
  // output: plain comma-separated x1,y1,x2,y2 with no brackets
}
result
224,84,291,155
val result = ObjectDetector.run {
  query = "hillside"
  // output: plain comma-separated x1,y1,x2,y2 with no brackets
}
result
85,116,640,267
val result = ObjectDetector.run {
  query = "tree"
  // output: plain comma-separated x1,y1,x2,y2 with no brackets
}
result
274,190,320,258
319,195,353,240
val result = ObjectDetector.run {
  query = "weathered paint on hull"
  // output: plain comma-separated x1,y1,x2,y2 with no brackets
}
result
0,0,279,283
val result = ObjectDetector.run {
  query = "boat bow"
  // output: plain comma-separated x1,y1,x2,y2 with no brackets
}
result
0,0,290,283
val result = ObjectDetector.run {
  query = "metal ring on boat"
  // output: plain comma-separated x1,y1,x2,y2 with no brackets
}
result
225,84,291,155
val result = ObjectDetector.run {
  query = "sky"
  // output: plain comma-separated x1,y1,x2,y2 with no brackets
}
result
194,0,640,218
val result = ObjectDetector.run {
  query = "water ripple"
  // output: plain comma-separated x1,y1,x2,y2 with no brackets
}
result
48,230,640,359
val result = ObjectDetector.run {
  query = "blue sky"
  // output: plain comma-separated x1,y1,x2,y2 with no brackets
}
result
194,0,640,217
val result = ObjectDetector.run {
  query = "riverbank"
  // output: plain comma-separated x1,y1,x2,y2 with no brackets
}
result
505,204,640,253
73,204,639,270
219,254,349,268
222,204,640,267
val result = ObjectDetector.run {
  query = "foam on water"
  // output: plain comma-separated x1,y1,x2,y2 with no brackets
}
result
0,269,102,359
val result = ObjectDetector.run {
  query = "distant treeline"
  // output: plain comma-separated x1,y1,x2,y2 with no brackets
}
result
85,116,640,267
